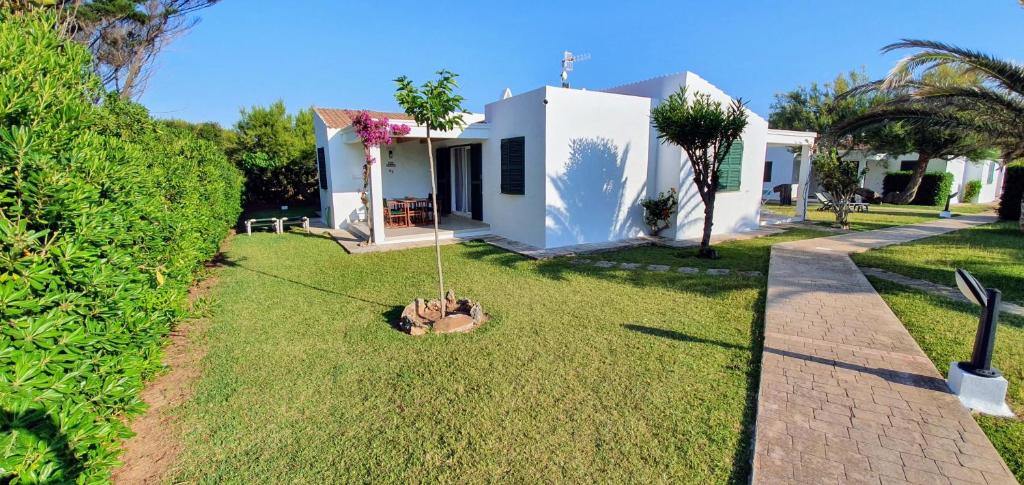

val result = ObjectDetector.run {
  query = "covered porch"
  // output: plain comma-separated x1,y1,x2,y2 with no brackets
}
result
348,214,490,244
762,128,816,224
342,117,490,245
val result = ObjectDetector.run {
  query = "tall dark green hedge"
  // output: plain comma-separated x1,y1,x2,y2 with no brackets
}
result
882,171,954,206
998,164,1024,221
0,12,242,483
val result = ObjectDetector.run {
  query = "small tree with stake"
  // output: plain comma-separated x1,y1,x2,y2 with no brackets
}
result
651,87,748,258
813,147,867,230
394,70,467,316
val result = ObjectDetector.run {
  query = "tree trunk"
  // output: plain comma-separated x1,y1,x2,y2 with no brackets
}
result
425,129,446,316
896,153,931,204
699,190,716,257
833,197,850,230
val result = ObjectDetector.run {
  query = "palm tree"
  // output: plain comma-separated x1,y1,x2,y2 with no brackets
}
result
830,40,1024,226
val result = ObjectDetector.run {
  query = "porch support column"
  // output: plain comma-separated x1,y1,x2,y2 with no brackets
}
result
795,144,812,221
366,145,386,244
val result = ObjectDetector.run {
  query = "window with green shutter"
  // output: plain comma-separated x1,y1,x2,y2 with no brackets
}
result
718,140,743,192
501,136,526,195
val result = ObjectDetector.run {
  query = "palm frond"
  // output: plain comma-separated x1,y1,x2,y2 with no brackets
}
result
882,39,1024,95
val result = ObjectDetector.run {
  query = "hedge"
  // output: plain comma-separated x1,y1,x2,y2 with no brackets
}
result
998,164,1024,221
882,171,954,206
962,180,982,203
0,12,242,483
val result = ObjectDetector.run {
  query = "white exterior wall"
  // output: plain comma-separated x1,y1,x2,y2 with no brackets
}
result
542,87,652,248
763,146,796,198
482,87,547,248
604,72,765,240
379,141,432,200
848,151,1003,204
964,159,1003,203
314,116,365,228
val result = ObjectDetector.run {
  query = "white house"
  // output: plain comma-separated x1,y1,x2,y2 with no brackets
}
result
314,72,815,250
763,147,1005,204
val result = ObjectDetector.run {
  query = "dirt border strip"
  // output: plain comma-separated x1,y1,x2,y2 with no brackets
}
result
111,234,234,484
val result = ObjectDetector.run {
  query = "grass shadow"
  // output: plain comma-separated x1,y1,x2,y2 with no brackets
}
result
622,324,748,352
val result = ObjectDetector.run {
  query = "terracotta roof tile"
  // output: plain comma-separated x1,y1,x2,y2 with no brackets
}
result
313,107,414,129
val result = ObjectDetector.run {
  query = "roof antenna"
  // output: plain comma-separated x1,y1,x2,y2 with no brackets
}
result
561,50,591,88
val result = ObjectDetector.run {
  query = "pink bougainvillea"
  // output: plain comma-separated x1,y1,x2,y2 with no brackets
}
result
352,111,413,217
352,111,412,163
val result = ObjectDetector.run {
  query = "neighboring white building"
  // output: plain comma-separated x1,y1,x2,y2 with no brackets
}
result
314,72,815,250
763,148,1005,204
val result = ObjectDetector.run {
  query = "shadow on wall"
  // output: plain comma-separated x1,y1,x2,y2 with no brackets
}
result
546,137,646,246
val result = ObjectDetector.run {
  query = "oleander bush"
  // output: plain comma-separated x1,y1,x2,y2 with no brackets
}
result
961,179,982,203
0,11,241,484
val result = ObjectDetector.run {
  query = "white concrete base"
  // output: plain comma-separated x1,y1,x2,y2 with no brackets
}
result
939,211,953,218
947,362,1015,417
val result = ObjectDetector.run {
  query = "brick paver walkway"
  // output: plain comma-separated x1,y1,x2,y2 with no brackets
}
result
752,214,1018,484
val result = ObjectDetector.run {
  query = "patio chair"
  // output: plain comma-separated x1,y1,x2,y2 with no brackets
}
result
408,198,432,225
384,199,409,227
815,192,835,211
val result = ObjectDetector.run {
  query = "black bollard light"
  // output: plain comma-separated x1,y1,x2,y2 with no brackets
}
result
954,268,1002,378
939,190,958,218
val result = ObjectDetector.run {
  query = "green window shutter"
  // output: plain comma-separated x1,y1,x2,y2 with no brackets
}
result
718,140,743,192
501,136,525,195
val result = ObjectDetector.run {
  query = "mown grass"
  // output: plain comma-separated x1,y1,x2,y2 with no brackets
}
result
764,201,994,231
853,222,1024,304
172,228,827,483
869,279,1024,481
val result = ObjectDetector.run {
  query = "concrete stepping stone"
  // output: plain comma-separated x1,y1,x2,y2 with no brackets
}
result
593,260,616,268
570,258,592,266
677,267,699,274
706,268,730,276
647,264,670,272
738,270,763,278
619,262,641,270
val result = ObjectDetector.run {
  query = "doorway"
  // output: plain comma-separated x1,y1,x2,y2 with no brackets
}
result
451,146,472,216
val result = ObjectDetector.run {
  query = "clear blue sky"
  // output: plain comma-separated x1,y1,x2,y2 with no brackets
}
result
138,0,1024,128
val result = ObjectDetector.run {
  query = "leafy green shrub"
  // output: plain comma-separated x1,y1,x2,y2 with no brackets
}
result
0,11,241,483
882,171,953,206
998,164,1024,221
639,188,678,235
962,180,982,203
231,101,319,207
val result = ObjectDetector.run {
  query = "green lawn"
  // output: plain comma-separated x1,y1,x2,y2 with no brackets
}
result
764,201,994,231
172,228,827,483
853,222,1024,304
869,279,1024,481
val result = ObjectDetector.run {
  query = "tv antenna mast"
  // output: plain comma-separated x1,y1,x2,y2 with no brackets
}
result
561,50,591,88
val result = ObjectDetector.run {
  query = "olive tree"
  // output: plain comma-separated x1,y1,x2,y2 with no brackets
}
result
651,87,748,258
814,148,867,229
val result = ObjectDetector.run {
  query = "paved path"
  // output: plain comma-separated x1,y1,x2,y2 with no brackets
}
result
752,214,1019,484
859,267,1024,318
